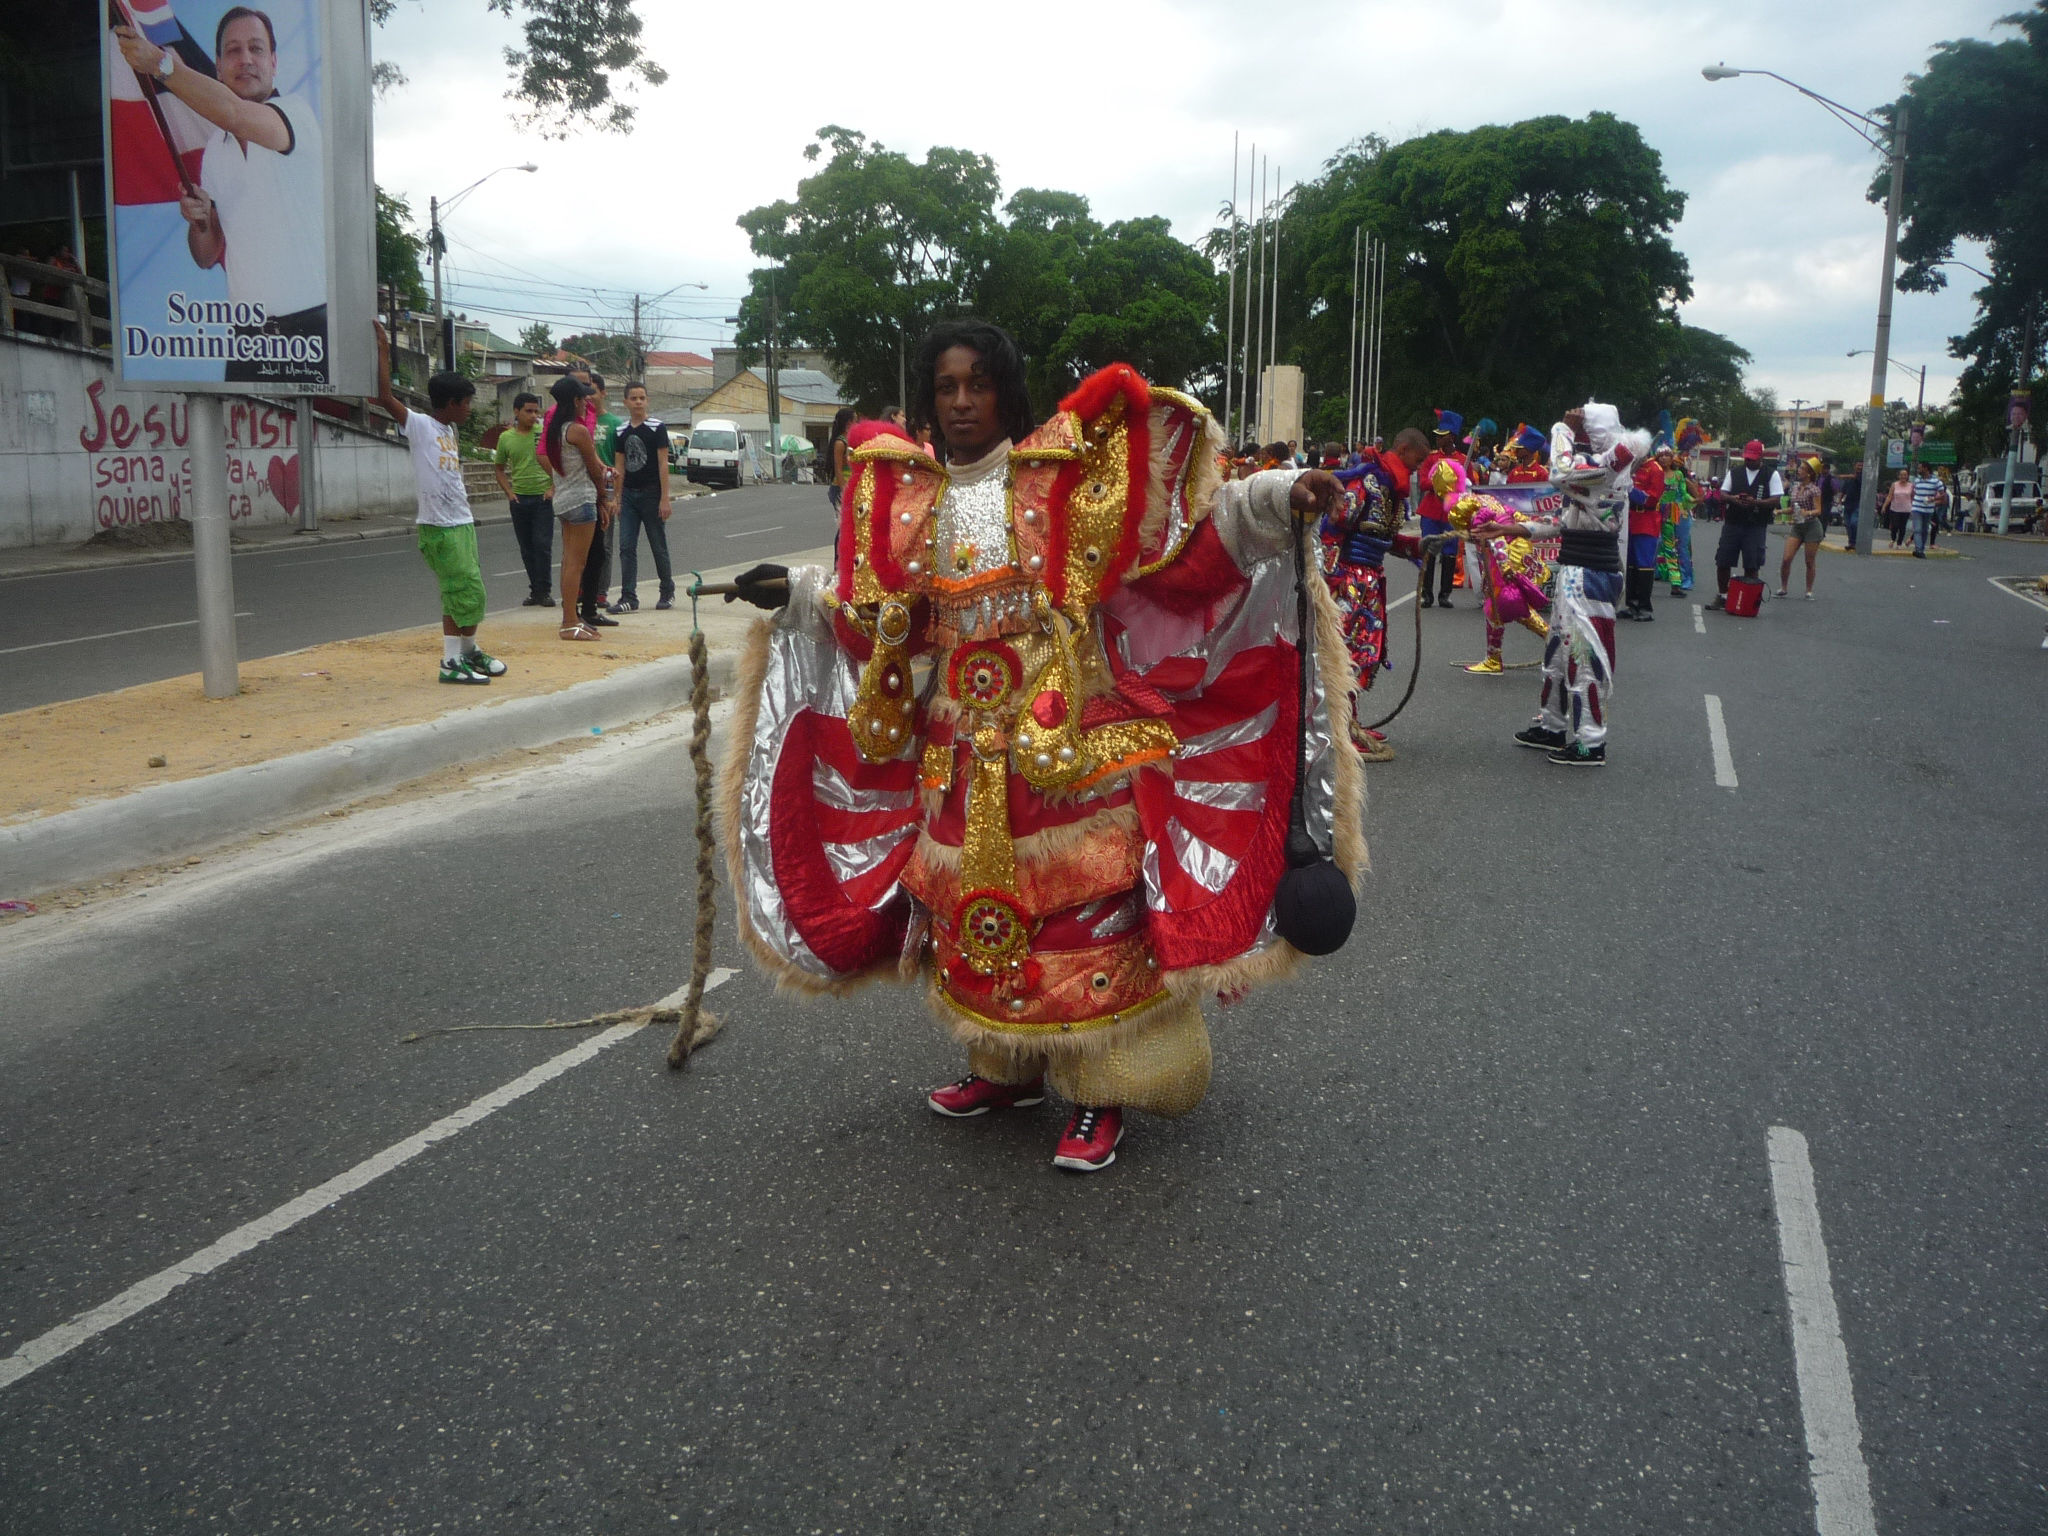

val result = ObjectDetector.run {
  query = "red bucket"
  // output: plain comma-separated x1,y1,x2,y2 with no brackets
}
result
1725,577,1764,617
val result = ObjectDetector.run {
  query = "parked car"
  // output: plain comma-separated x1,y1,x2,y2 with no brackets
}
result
684,419,747,488
1968,460,2041,532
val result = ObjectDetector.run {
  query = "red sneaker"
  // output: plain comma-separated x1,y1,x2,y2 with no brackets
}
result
926,1074,1046,1118
1051,1105,1125,1173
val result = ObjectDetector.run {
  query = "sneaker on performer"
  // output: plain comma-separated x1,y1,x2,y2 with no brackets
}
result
927,1074,1045,1118
463,647,507,677
1052,1105,1125,1173
1546,741,1605,767
1514,724,1566,751
440,657,489,685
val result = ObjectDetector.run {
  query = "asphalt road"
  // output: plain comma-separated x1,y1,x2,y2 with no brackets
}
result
0,483,839,714
2,531,2045,1532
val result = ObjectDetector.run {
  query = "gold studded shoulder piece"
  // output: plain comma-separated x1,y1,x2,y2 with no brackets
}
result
1021,364,1156,625
841,436,946,607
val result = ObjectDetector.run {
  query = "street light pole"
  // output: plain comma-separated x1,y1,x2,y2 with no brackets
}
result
1858,102,1908,555
1704,67,1903,555
427,163,538,375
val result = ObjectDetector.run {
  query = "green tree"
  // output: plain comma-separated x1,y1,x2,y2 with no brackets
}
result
376,188,429,310
737,129,1219,417
1274,114,1705,438
736,127,1003,407
984,191,1219,412
518,320,555,356
1880,3,2047,445
370,0,665,135
560,332,639,378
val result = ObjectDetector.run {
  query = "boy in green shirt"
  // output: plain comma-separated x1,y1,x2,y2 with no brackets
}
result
493,392,554,606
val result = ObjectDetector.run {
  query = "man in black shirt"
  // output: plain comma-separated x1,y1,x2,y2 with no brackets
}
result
1707,439,1782,610
611,382,676,611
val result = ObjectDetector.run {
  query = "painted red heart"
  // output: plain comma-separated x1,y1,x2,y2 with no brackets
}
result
266,453,300,514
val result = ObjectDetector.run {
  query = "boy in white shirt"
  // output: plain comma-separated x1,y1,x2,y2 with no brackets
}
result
373,323,506,683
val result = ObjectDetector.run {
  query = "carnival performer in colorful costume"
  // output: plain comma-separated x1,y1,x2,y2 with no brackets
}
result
1658,420,1704,595
1427,456,1553,675
1507,403,1645,767
1417,409,1465,609
720,321,1365,1173
1322,428,1430,761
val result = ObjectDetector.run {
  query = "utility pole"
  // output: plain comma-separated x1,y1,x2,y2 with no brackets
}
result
631,293,644,379
428,194,450,372
1997,302,2034,535
1347,226,1361,447
765,278,781,485
1251,155,1266,445
1223,133,1238,442
1853,101,1906,554
1786,397,1808,452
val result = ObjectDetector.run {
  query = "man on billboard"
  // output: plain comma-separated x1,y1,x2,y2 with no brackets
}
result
114,5,327,385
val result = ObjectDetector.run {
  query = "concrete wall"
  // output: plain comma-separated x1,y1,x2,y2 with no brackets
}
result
0,332,413,549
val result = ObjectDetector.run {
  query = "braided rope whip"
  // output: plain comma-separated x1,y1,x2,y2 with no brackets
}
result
1363,533,1447,731
667,589,721,1069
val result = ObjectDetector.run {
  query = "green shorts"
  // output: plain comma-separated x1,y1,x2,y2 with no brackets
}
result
417,522,486,628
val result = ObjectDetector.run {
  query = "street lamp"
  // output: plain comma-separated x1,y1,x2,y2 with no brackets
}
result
428,162,539,371
1705,64,1903,555
1847,348,1927,420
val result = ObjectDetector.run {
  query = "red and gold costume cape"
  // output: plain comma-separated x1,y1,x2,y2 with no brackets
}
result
721,365,1365,1064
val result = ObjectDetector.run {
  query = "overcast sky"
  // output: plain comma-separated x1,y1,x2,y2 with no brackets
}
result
372,0,2011,415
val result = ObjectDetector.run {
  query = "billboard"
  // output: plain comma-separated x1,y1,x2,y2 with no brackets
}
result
101,0,374,395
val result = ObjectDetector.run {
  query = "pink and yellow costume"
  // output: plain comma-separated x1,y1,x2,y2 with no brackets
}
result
1427,458,1553,673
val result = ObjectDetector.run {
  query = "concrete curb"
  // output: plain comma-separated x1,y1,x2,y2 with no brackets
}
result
0,644,738,897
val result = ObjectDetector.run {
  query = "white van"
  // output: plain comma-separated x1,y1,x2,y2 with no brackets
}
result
684,418,747,489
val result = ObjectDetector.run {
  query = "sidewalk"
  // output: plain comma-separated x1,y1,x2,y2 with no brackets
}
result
1,547,829,898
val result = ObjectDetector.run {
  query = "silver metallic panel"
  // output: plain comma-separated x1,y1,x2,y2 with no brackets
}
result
1174,777,1267,812
1166,816,1238,896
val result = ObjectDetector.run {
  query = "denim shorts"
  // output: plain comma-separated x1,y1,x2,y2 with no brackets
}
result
558,500,597,526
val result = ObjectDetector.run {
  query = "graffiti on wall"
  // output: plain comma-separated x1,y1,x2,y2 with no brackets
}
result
78,380,301,530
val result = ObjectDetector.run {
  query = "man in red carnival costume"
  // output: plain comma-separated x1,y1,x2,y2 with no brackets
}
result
721,321,1364,1173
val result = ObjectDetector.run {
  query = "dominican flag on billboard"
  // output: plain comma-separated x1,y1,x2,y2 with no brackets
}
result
106,0,217,206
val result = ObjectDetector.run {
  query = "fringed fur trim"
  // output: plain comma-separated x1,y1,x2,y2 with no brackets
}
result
1136,400,1225,568
1162,936,1305,1005
717,617,900,1001
925,981,1178,1066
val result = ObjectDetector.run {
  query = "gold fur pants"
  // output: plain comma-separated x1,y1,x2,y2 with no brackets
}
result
967,997,1212,1118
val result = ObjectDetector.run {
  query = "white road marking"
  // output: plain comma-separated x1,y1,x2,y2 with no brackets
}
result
0,967,737,1393
1986,575,2048,614
0,613,255,656
1767,1127,1879,1536
724,525,784,538
273,547,416,568
1705,694,1738,788
1692,603,1706,634
1388,591,1415,611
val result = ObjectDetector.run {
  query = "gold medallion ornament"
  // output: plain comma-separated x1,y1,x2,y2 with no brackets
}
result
955,888,1032,975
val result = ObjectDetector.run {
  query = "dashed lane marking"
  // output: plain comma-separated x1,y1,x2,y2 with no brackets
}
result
1692,603,1706,634
0,967,739,1393
724,525,784,538
1768,1127,1879,1536
1705,694,1738,788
